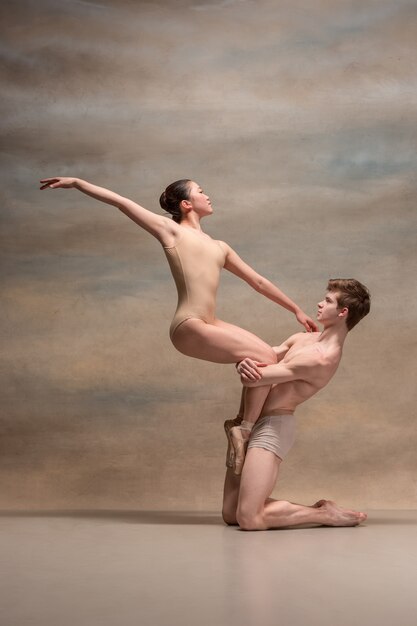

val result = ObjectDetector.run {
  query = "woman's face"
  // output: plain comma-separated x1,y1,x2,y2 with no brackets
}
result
186,181,213,217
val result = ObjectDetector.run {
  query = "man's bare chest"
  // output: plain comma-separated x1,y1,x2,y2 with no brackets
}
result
283,339,322,364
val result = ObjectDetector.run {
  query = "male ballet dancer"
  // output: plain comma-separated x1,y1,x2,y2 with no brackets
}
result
222,278,370,530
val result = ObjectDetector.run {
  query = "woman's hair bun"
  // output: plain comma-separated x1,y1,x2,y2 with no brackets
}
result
159,179,191,223
159,190,168,212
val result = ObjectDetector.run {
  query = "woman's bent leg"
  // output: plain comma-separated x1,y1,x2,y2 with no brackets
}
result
172,319,276,473
207,320,276,472
171,318,276,364
207,318,274,429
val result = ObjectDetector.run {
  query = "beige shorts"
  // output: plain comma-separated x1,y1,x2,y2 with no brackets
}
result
247,414,296,461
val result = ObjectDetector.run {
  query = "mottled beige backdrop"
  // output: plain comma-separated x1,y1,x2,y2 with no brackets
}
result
1,0,416,510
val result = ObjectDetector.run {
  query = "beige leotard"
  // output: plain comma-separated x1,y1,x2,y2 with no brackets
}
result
163,228,227,339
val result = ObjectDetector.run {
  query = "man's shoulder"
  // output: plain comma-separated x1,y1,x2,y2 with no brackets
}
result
285,331,314,346
287,331,323,350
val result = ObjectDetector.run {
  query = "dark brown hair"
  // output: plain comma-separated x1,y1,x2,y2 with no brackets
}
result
327,278,371,331
159,179,192,223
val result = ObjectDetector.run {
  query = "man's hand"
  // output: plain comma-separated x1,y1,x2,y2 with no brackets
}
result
236,358,267,383
295,310,318,333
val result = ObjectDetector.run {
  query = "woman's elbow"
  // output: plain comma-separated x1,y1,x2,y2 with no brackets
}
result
244,272,265,293
252,276,266,293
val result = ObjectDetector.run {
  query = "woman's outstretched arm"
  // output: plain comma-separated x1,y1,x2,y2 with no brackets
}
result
220,241,318,332
40,177,177,246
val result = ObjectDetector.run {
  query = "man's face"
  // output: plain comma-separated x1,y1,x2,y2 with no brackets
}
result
317,291,345,327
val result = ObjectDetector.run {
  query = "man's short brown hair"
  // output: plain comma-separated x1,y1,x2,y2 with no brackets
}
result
327,279,371,331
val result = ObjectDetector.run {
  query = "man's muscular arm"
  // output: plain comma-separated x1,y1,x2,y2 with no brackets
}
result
238,349,324,388
237,333,305,381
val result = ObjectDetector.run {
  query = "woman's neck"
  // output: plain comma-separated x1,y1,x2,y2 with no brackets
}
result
180,212,203,231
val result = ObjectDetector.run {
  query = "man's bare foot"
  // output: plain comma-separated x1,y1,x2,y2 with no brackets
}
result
230,425,251,475
319,500,367,526
224,415,243,469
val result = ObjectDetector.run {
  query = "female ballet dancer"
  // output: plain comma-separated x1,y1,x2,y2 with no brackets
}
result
40,177,317,471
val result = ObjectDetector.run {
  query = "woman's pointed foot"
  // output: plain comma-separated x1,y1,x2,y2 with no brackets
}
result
224,415,243,468
230,425,251,475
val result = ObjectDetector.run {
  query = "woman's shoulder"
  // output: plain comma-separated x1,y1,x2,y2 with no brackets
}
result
215,239,231,252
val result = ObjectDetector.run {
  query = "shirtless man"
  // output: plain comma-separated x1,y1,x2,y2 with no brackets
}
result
222,278,371,530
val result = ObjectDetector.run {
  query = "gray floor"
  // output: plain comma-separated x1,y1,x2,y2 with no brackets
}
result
1,510,416,626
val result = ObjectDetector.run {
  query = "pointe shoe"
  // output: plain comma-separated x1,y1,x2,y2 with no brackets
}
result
230,426,251,476
224,415,243,468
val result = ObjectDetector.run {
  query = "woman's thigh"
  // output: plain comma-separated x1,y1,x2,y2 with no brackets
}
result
171,318,276,364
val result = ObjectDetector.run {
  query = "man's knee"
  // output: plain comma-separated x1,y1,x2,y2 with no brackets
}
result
222,508,238,526
222,499,238,526
236,504,264,531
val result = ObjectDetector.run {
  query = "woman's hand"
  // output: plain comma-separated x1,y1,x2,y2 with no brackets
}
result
236,358,266,383
40,177,78,190
295,310,318,333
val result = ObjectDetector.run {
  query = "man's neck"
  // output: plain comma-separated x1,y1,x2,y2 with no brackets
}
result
318,324,348,349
